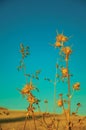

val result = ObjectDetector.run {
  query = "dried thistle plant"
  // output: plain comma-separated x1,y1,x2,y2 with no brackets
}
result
16,32,83,130
17,43,41,130
48,31,82,130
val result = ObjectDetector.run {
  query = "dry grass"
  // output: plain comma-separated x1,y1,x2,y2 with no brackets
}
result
0,109,86,130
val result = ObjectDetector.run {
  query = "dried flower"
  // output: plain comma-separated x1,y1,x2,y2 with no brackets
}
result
77,103,81,107
61,68,68,77
27,94,36,104
61,46,72,61
54,41,62,47
21,82,35,95
57,99,63,107
56,34,68,42
73,82,80,90
21,86,30,95
62,46,72,56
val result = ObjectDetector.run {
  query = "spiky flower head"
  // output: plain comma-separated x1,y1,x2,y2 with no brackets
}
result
56,34,68,42
73,82,80,90
77,103,81,107
61,68,68,77
21,82,35,95
54,41,62,48
57,99,63,107
27,94,36,104
62,46,72,56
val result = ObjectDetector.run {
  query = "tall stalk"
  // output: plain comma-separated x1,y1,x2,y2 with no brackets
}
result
17,44,39,130
66,60,71,123
53,81,56,114
23,115,28,130
32,112,37,130
53,58,58,114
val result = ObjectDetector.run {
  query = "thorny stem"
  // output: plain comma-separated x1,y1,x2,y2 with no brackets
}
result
56,120,60,130
0,124,2,130
53,57,58,114
75,106,80,114
23,115,28,130
45,103,48,113
21,59,28,83
70,89,74,99
32,112,37,130
62,102,69,124
66,60,71,129
60,95,69,125
54,82,56,114
42,114,55,130
42,114,48,127
38,104,41,113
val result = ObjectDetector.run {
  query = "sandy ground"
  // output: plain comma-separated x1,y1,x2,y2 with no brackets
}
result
0,109,86,130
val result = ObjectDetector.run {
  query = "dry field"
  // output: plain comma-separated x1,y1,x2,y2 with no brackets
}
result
0,108,86,130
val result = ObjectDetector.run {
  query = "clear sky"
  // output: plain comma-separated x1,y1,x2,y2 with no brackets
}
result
0,0,86,115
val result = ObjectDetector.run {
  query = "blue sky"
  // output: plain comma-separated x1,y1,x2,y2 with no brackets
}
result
0,0,86,115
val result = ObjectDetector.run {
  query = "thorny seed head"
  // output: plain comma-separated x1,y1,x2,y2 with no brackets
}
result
77,103,81,107
56,34,68,42
57,99,63,107
62,46,72,56
21,82,35,95
61,68,68,77
73,82,80,90
54,41,62,48
27,94,36,104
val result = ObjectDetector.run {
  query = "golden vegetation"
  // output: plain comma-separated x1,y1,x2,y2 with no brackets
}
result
0,31,84,130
